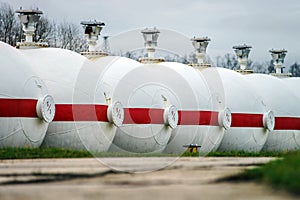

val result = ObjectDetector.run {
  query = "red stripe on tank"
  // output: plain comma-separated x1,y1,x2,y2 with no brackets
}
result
231,113,264,128
0,98,38,118
53,104,109,122
123,108,164,124
1,98,300,130
178,112,275,128
178,111,264,128
178,111,219,126
275,117,300,130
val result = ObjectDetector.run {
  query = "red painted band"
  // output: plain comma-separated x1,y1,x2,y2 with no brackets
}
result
0,99,113,122
53,104,109,122
231,113,264,128
1,98,300,130
178,112,266,128
123,108,164,124
275,117,300,130
122,110,267,128
0,98,38,118
123,109,221,126
178,111,219,126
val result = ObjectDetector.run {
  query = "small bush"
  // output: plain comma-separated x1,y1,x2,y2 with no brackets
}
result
243,151,300,195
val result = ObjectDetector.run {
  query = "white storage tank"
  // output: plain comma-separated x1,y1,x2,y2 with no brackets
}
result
245,74,300,151
91,56,177,153
203,68,272,152
79,22,147,153
19,48,122,152
0,41,54,147
108,63,199,153
158,62,229,154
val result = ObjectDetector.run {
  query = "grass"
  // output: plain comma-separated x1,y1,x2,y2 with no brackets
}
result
236,151,300,195
207,150,289,157
0,147,181,159
0,147,93,159
0,147,291,159
182,150,289,157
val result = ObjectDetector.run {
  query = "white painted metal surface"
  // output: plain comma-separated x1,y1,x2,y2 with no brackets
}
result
245,74,300,151
95,56,178,153
0,42,51,147
159,62,227,154
283,77,300,99
19,48,119,152
210,68,270,152
108,63,196,153
90,56,171,153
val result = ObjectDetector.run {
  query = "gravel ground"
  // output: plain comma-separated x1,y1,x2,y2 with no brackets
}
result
0,157,297,200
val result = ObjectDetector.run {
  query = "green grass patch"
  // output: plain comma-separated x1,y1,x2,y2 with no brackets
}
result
181,151,200,157
174,150,288,157
0,147,180,159
0,147,93,159
207,150,289,157
241,151,300,195
0,148,290,159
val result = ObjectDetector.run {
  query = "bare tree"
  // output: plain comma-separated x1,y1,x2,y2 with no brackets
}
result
124,51,139,60
267,60,275,74
0,3,22,46
289,62,300,77
55,21,87,52
216,53,238,69
217,53,257,70
34,16,54,43
252,61,267,74
0,2,87,52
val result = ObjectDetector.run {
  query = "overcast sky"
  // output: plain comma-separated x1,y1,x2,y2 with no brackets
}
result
3,0,300,66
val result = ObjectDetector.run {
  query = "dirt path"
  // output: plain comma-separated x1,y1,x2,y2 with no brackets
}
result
0,157,297,200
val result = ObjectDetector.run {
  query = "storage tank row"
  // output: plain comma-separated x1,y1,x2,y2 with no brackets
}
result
0,9,300,154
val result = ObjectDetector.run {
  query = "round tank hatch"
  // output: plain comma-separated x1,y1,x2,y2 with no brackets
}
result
36,94,55,123
163,105,178,129
107,101,124,127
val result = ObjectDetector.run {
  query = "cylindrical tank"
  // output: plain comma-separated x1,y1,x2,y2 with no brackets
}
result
91,56,176,153
108,63,200,153
158,62,228,154
19,48,122,152
0,42,54,147
245,74,300,151
204,68,271,152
